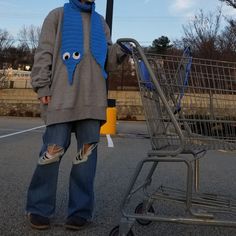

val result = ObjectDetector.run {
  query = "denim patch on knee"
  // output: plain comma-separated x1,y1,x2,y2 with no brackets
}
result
38,144,64,165
73,143,97,165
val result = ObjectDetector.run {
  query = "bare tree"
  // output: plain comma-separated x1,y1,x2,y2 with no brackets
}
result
220,0,236,24
219,0,236,8
177,8,222,58
217,19,236,61
0,29,14,68
0,29,14,51
18,25,41,53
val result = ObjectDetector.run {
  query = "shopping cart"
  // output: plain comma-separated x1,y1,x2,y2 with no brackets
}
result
109,38,236,236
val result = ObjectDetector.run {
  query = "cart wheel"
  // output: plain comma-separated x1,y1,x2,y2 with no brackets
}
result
135,203,155,226
109,226,134,236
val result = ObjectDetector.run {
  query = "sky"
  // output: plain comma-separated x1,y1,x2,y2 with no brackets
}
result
0,0,235,46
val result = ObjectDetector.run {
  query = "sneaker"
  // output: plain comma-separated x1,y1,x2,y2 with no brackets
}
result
28,213,50,230
65,215,90,230
38,150,63,165
73,144,97,165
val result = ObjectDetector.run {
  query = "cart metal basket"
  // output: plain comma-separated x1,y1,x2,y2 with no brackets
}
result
109,38,236,236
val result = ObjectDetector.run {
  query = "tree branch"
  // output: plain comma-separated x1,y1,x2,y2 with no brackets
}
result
219,0,236,8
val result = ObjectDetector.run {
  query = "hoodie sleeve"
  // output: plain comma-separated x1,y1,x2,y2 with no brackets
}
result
100,16,127,72
31,8,59,98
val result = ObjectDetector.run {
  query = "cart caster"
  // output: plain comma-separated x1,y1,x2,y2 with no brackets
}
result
109,226,134,236
135,203,155,225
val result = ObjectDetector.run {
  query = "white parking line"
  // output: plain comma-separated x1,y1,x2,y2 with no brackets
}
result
0,125,46,139
106,134,114,148
0,125,115,148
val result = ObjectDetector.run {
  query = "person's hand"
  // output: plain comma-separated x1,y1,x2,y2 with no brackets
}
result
39,96,51,105
118,42,133,55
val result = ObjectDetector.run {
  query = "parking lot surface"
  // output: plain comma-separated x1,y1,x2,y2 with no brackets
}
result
1,117,236,236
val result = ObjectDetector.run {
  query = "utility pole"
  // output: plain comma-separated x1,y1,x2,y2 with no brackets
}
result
105,0,114,36
105,0,116,108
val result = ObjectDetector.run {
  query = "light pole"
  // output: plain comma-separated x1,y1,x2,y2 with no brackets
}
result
105,0,115,95
105,0,114,36
101,0,117,135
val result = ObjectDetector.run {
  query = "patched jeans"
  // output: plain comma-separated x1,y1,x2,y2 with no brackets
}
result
26,119,100,220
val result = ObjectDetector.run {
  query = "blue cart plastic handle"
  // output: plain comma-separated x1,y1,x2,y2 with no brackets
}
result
117,41,133,55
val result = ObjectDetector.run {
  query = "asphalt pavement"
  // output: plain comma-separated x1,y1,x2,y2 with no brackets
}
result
1,117,236,236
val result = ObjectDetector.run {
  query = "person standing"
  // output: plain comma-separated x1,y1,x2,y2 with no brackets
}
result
26,0,125,230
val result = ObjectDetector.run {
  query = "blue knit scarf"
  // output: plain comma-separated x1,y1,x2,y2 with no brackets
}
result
61,0,108,85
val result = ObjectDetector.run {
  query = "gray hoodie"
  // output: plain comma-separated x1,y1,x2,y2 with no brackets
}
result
31,6,124,126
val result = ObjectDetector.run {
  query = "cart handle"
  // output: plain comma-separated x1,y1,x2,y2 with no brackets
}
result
117,41,133,55
116,38,185,156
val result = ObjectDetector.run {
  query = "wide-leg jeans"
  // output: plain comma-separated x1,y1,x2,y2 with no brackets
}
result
26,119,100,220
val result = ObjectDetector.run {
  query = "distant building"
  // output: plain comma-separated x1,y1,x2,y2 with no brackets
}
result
0,68,31,88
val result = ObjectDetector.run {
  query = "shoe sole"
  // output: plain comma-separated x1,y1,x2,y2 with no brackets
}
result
65,222,91,230
29,222,50,230
28,214,50,230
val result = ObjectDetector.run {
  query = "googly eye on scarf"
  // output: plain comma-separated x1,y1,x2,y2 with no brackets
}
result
73,52,81,60
63,52,70,60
